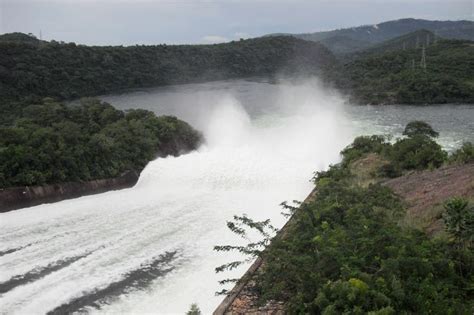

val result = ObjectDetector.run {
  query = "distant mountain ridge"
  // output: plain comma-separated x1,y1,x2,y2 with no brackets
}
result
351,29,439,57
267,18,474,54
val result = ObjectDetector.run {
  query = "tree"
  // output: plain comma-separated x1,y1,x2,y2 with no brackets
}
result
402,120,439,138
449,142,474,164
443,197,474,248
390,135,447,170
185,303,202,315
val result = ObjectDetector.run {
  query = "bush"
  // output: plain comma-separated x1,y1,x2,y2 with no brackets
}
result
185,304,202,315
340,121,447,175
390,135,447,170
341,135,389,164
443,197,474,248
403,120,439,138
449,142,474,164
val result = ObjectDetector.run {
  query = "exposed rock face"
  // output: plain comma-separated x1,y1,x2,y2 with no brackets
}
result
0,171,139,213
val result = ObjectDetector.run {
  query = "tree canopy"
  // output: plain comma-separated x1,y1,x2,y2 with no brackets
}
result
0,98,201,188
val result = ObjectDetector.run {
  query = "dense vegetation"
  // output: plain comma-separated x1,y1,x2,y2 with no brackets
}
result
0,34,335,104
1,29,473,107
254,171,473,313
216,122,474,314
339,121,453,177
0,98,201,188
339,38,474,104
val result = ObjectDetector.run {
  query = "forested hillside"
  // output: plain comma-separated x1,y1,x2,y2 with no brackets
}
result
0,98,201,188
351,29,437,57
339,38,474,104
0,34,335,103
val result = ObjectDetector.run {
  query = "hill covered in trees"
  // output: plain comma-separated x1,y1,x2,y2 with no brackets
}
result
0,98,201,188
0,34,335,103
351,29,438,57
338,37,474,104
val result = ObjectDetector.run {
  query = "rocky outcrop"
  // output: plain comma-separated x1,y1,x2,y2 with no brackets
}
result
0,171,139,213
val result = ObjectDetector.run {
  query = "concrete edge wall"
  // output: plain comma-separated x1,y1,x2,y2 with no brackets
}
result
0,170,139,213
213,188,318,314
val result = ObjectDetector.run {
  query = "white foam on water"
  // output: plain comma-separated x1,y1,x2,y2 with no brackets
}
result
0,80,355,314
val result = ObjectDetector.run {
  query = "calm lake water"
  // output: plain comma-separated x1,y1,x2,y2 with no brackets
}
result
1,79,473,314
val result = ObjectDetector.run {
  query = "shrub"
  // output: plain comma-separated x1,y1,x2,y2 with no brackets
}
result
390,135,447,170
186,304,202,315
449,142,474,164
443,197,474,248
403,120,439,138
341,135,389,164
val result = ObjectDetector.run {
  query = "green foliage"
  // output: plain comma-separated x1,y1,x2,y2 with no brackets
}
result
253,164,472,314
340,135,390,165
403,120,439,138
340,121,447,173
0,35,335,105
389,135,447,170
213,214,278,295
185,303,202,315
340,39,474,104
0,98,201,188
443,197,474,248
449,142,474,164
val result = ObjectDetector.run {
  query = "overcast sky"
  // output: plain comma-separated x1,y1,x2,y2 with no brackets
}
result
1,0,472,45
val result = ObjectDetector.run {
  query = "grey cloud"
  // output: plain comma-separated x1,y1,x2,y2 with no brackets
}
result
1,0,471,45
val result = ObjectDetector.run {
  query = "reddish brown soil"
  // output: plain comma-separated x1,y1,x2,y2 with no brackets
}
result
384,162,474,234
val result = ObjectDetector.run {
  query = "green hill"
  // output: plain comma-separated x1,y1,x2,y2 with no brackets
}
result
338,38,474,104
319,35,373,55
0,32,44,44
353,29,438,57
0,34,335,104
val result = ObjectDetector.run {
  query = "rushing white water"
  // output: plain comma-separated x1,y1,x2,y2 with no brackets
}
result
0,80,356,314
1,79,473,314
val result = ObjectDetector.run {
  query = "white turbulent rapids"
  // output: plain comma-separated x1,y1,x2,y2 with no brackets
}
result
1,79,473,314
0,80,354,314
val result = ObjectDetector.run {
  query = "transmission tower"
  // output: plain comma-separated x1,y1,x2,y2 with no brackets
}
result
420,46,427,71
